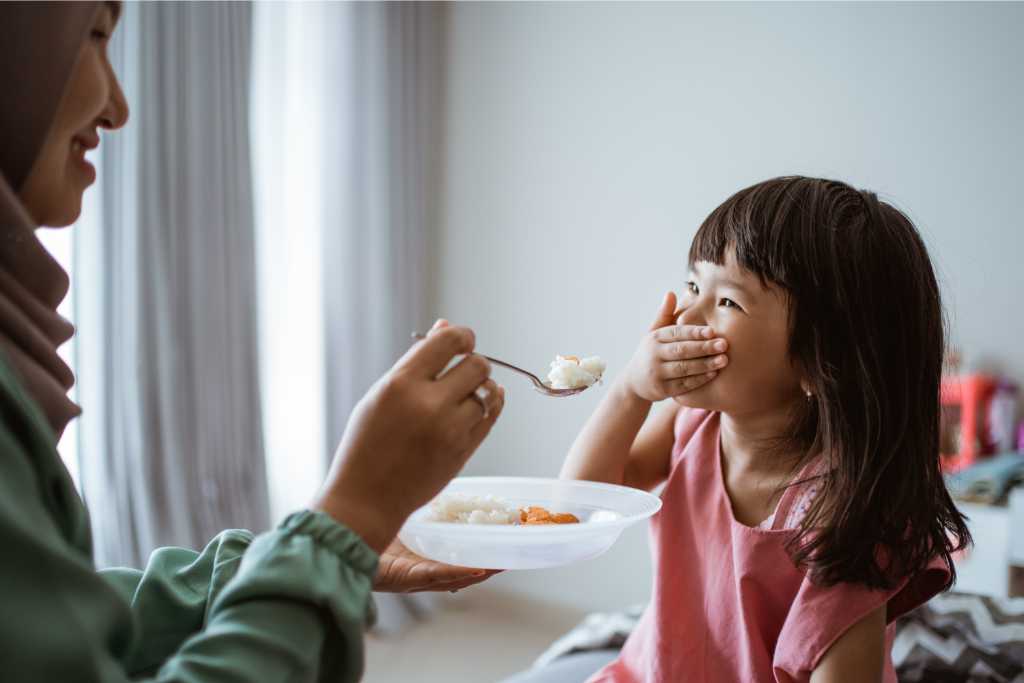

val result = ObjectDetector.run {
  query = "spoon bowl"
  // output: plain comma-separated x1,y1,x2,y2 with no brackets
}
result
411,332,595,397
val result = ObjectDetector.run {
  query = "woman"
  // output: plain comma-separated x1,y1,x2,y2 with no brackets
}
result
0,2,504,681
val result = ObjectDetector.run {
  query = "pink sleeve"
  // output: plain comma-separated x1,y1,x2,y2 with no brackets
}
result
670,408,711,466
773,556,951,677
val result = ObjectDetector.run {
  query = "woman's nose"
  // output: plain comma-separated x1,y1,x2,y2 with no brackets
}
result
99,66,130,131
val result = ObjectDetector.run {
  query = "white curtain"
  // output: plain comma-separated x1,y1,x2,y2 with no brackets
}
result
319,3,442,457
75,1,269,568
252,1,445,632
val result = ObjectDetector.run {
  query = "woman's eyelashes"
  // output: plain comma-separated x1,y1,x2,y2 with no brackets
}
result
91,16,114,42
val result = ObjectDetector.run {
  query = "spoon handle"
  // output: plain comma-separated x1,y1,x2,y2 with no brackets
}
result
477,355,545,387
410,332,545,387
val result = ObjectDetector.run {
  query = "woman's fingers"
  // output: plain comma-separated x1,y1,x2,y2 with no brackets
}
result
664,371,718,395
399,325,476,378
466,383,505,443
439,353,492,401
454,378,503,425
404,571,500,594
414,560,498,588
416,571,501,593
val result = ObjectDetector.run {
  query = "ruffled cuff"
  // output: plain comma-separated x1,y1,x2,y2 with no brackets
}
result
278,510,380,628
279,510,380,579
208,509,381,679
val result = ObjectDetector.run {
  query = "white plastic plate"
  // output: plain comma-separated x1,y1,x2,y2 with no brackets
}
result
398,476,662,570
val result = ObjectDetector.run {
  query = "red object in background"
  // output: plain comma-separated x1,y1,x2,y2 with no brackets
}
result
940,374,998,472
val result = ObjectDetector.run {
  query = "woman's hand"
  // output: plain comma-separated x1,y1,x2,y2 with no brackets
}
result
623,292,728,403
374,539,501,593
313,320,506,553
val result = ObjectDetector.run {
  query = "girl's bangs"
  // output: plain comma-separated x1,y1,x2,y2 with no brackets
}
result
687,184,790,291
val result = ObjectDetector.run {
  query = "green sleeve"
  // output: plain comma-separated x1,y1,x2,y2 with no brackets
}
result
152,511,379,682
100,513,379,681
0,357,379,683
98,530,257,675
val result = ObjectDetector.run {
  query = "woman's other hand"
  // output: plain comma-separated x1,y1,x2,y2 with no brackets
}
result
313,320,506,553
373,539,501,593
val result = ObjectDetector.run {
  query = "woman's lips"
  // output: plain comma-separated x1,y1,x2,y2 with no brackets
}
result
73,133,100,151
71,137,97,183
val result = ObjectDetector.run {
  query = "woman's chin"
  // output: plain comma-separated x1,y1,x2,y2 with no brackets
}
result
42,195,84,228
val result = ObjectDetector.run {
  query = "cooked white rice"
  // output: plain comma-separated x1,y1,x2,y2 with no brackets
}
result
547,355,607,389
427,493,518,525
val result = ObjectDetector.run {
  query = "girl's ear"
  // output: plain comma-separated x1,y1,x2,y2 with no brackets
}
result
800,380,813,399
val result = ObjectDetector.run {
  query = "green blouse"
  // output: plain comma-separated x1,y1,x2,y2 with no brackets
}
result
0,355,379,682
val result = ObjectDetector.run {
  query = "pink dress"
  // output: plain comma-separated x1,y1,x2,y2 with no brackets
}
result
587,409,949,683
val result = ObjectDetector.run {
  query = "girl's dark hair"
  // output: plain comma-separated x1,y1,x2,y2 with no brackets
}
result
690,176,971,590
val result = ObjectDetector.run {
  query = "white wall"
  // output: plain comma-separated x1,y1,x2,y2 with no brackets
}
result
437,2,1024,612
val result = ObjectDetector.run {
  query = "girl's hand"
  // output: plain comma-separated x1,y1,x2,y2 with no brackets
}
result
374,539,501,593
623,292,728,402
313,321,506,553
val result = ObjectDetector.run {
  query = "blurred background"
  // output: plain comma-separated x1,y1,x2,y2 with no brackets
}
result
39,1,1024,681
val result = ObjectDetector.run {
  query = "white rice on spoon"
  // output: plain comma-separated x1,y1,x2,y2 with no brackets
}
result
547,355,606,389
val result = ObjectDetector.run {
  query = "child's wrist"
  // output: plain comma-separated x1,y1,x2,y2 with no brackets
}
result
612,376,650,410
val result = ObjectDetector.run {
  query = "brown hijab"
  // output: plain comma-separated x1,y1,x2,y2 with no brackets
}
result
0,2,102,438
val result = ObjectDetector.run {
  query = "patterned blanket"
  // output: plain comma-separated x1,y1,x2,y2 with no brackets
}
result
895,593,1024,682
534,593,1024,682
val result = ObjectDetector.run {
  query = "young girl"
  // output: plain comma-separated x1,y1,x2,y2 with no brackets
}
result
561,177,971,682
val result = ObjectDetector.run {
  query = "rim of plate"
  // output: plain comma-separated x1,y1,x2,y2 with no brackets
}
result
404,476,663,534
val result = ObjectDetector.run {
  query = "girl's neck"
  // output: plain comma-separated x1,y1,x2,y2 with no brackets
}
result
719,404,802,477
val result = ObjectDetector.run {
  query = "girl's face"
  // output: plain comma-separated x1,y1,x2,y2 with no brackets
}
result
673,250,805,417
18,3,128,227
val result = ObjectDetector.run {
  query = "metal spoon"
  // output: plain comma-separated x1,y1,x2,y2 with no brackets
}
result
411,332,591,397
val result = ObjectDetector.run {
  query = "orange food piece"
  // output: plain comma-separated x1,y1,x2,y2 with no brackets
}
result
562,355,580,363
550,512,580,524
524,506,551,523
520,506,580,525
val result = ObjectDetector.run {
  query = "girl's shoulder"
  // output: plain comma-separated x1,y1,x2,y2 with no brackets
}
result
775,555,951,676
670,407,717,466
